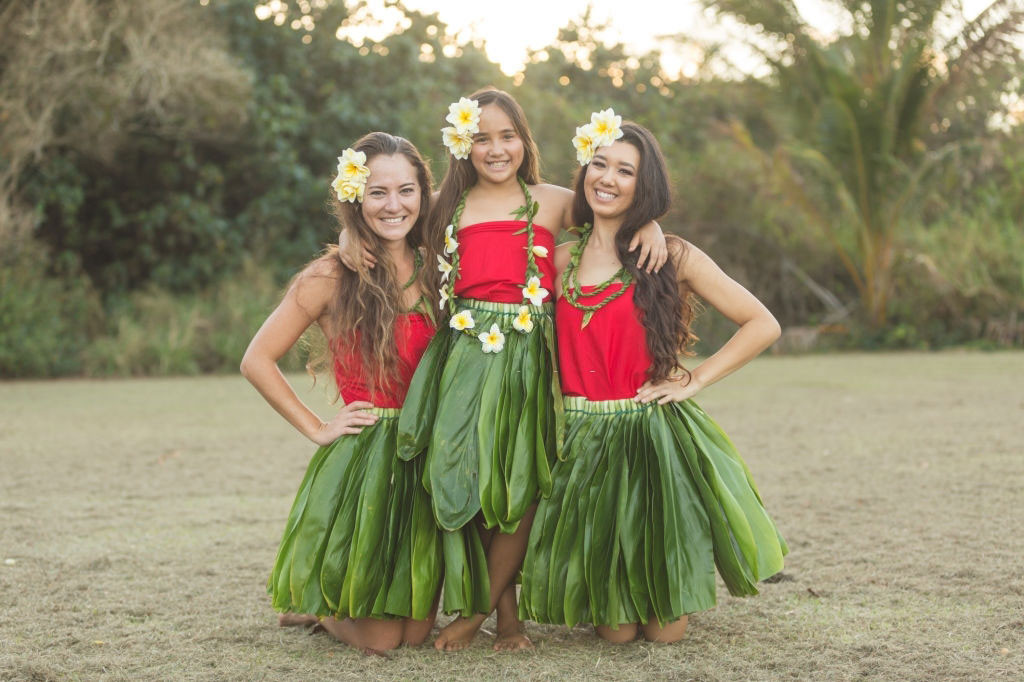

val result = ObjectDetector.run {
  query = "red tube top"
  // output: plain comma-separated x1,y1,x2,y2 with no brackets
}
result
333,312,435,408
453,221,556,303
556,283,652,400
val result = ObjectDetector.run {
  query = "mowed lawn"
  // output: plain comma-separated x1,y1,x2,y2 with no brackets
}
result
1,353,1022,681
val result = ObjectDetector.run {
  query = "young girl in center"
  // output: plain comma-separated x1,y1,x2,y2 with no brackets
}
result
519,116,788,642
241,132,444,653
395,88,668,650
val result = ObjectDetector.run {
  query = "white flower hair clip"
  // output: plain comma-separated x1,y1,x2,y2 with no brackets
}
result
332,148,371,202
571,108,624,165
441,97,481,160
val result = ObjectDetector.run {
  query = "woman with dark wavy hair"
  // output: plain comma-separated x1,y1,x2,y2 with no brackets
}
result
520,119,788,643
240,132,443,652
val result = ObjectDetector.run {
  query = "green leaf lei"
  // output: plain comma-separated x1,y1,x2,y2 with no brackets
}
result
439,177,544,342
560,223,634,329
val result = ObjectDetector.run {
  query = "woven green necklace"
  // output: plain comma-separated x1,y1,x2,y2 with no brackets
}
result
561,223,634,329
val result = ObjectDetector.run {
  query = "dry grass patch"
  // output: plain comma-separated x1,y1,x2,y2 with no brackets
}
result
2,353,1022,680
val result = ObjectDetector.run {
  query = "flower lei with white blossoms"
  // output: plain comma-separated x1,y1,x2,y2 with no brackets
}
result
441,97,481,159
436,175,548,353
332,148,371,202
571,108,624,165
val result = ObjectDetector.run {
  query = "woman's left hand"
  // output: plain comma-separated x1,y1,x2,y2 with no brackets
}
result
634,373,704,404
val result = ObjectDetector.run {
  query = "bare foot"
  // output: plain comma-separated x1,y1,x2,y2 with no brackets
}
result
433,615,485,651
278,613,319,628
493,625,533,651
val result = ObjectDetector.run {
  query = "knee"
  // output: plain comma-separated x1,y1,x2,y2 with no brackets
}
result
641,615,688,643
595,623,638,644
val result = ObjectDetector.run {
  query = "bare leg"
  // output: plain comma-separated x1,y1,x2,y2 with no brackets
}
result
493,584,532,651
318,616,404,653
434,505,537,651
595,623,640,644
641,616,688,643
401,592,442,647
277,613,319,627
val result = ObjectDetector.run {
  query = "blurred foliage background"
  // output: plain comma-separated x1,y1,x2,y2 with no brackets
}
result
2,0,1023,377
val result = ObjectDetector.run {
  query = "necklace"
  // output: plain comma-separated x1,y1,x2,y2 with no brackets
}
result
560,223,634,329
440,176,543,314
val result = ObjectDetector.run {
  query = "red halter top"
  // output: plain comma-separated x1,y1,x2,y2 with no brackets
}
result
453,221,556,303
556,282,652,400
332,312,435,408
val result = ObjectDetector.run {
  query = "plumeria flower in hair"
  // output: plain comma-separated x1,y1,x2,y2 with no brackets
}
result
571,108,624,166
441,97,480,159
332,148,371,202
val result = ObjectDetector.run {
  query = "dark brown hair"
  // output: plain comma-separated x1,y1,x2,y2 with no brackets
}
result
428,87,541,245
308,132,439,396
571,122,697,383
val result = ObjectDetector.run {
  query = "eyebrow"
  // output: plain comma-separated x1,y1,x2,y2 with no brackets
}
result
366,182,417,190
593,153,635,170
474,128,516,136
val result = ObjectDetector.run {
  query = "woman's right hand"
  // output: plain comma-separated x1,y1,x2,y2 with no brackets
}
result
338,230,377,270
310,400,379,445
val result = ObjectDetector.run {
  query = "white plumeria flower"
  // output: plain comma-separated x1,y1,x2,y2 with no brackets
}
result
444,224,459,254
512,306,534,333
530,245,549,259
445,97,482,134
449,309,475,331
441,126,474,160
437,255,453,282
439,287,449,310
572,124,597,166
522,276,549,306
333,178,364,203
478,323,505,353
589,108,624,147
336,148,371,181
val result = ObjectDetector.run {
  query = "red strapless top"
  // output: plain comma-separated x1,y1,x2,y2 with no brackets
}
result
453,221,556,303
556,282,652,400
333,312,435,408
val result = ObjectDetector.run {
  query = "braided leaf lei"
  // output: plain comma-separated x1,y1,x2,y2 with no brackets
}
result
437,177,548,353
561,223,634,329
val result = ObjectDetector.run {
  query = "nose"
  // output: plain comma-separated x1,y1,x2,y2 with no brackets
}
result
384,191,401,211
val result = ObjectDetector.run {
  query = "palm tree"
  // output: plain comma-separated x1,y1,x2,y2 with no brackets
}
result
706,0,1024,326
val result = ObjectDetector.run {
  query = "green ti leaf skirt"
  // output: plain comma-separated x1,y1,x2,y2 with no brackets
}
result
519,397,788,628
397,298,563,615
268,407,442,621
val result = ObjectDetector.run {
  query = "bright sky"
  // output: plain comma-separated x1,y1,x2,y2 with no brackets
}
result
386,0,996,75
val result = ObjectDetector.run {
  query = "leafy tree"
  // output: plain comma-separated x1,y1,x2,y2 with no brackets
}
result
704,0,1024,326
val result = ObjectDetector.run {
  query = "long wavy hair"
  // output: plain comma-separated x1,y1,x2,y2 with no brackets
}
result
428,87,541,244
306,132,440,396
571,122,698,384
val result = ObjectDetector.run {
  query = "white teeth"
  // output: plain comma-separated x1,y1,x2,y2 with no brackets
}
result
381,217,404,224
596,190,615,200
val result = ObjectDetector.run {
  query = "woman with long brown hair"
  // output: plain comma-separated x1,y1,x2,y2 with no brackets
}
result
519,117,788,643
240,132,443,652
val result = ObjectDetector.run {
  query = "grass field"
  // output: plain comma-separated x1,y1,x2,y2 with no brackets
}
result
1,353,1022,681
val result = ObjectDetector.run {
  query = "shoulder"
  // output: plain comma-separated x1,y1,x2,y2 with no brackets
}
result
670,238,718,283
289,253,342,312
554,240,577,273
530,183,574,205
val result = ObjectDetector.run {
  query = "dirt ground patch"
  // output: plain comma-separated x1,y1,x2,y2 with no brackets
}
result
2,352,1022,681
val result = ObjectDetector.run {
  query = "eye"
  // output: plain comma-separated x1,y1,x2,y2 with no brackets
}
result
619,168,634,176
400,187,416,195
368,190,385,198
591,159,606,169
503,133,515,140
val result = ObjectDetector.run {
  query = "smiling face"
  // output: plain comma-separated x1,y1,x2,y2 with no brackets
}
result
469,103,525,185
360,153,422,244
583,140,640,222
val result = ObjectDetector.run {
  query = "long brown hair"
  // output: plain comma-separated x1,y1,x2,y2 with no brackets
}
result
428,87,541,245
571,122,698,383
308,132,439,396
